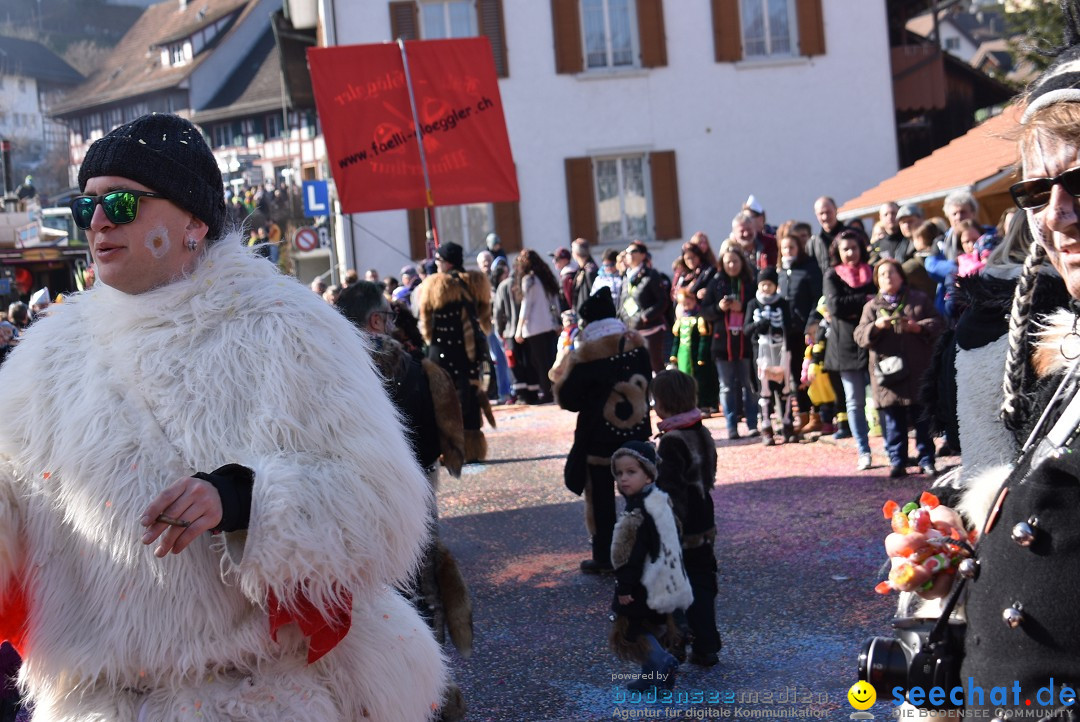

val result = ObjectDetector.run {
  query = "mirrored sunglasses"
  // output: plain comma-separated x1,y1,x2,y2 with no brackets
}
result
1010,166,1080,211
69,189,165,230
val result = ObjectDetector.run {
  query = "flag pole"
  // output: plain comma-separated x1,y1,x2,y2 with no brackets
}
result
397,38,438,256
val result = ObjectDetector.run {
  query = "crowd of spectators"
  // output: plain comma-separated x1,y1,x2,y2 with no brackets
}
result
341,189,1015,479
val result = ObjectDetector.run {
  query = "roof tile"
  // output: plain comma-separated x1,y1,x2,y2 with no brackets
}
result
839,106,1021,216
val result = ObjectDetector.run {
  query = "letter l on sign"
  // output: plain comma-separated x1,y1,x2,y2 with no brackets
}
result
303,180,329,216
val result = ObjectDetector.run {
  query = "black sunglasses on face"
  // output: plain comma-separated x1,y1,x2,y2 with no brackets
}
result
69,189,165,230
1010,166,1080,211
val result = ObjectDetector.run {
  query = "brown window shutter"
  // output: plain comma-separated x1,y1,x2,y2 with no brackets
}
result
565,156,597,243
649,150,681,241
637,0,667,68
711,0,741,63
478,0,509,78
551,0,584,74
796,0,826,57
493,202,522,253
407,207,427,260
389,1,419,41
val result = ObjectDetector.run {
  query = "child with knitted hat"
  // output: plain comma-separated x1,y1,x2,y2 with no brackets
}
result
608,440,693,693
651,369,721,666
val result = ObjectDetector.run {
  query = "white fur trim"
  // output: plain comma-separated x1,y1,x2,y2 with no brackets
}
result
0,237,442,718
1035,307,1078,376
0,458,20,601
582,316,626,342
956,464,1013,540
641,488,694,614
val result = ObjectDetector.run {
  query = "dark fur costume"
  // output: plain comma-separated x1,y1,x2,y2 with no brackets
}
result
553,327,653,566
370,337,473,721
553,330,653,485
920,271,1070,440
369,335,466,477
418,270,495,461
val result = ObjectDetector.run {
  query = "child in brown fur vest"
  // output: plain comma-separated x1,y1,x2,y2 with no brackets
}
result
609,440,693,694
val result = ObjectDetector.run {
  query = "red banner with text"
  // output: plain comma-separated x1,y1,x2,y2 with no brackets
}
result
308,38,519,214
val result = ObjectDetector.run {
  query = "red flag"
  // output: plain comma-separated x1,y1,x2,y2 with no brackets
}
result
308,38,519,214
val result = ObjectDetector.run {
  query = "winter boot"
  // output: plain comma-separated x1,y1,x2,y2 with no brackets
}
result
801,411,823,435
762,427,776,446
833,412,852,440
782,423,798,444
793,412,810,434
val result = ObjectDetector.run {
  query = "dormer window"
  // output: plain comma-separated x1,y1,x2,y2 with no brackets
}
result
162,40,191,67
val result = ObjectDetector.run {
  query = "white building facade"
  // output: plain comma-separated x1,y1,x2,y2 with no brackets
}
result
314,0,899,276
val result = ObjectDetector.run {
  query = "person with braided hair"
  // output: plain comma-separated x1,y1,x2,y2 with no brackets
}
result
880,5,1080,713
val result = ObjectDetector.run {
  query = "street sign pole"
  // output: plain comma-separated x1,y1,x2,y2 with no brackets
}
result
397,39,438,256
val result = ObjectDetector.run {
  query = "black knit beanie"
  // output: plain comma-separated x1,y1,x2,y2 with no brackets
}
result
435,241,464,269
78,113,226,240
611,440,658,482
579,286,617,324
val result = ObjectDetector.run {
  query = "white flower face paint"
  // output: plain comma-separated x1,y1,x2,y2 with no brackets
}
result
144,225,171,259
1026,131,1080,300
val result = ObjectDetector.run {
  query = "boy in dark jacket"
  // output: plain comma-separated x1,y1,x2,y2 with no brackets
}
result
744,267,795,444
651,370,721,666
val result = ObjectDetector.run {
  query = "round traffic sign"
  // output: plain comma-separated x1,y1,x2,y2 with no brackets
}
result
294,226,318,252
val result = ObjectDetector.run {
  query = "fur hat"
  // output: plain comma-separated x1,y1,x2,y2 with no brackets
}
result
78,114,226,240
435,242,464,269
757,267,778,286
579,286,616,324
611,440,657,481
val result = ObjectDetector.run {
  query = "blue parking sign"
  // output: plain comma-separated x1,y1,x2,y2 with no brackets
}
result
303,180,329,217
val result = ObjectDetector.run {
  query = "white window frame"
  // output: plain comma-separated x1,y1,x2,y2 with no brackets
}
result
418,0,477,40
740,0,798,59
580,0,639,71
212,124,230,148
266,113,284,139
434,202,494,257
592,152,651,245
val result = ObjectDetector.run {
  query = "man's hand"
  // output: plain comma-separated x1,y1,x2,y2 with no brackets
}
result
618,594,634,605
140,477,223,557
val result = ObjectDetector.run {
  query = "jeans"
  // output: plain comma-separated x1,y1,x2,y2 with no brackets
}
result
641,633,678,679
839,369,872,456
716,358,758,433
879,404,935,468
488,332,511,399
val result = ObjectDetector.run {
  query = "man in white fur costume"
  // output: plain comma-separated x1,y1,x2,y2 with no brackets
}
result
0,113,445,721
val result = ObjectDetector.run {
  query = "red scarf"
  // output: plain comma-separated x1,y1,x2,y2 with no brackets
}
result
269,586,353,663
0,579,28,655
657,408,703,434
834,263,873,289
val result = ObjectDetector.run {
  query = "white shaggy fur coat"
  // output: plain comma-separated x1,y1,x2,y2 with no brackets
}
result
0,238,445,721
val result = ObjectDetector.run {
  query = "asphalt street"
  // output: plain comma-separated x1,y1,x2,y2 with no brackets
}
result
434,403,937,722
